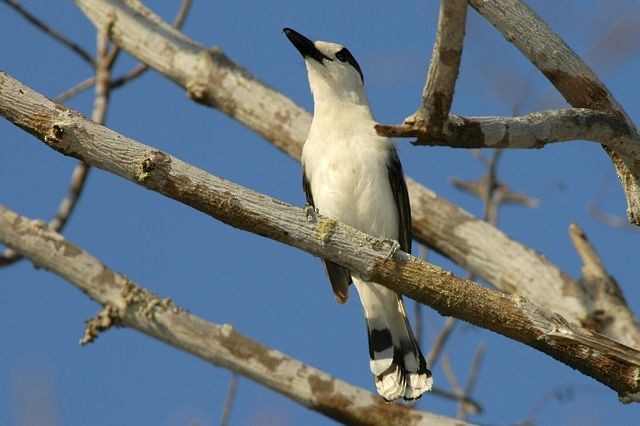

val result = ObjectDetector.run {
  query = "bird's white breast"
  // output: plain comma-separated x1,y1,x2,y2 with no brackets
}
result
302,118,399,240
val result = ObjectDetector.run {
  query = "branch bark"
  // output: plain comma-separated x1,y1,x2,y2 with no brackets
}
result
376,108,639,153
469,0,640,225
71,0,640,346
0,205,466,426
1,72,639,401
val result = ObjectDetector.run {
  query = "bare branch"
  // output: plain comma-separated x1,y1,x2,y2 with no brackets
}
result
430,388,483,416
376,109,639,157
1,72,639,400
465,347,485,392
589,203,640,232
406,0,467,135
569,223,640,347
72,0,640,346
220,373,239,426
56,78,95,103
0,205,465,426
441,355,464,398
425,317,457,368
469,0,640,225
93,18,114,125
1,0,94,67
441,352,483,419
450,151,539,221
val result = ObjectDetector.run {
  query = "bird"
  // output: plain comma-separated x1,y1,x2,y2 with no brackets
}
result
283,27,432,401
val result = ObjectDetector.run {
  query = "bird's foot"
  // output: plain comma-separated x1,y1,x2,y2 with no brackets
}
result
384,239,401,261
304,203,318,223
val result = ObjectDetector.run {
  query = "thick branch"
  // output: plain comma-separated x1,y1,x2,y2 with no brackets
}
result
0,206,465,426
1,72,639,400
470,0,640,224
377,108,639,153
70,0,640,345
76,0,310,159
406,0,467,135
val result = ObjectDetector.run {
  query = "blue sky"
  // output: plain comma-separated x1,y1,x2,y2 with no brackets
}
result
2,1,640,425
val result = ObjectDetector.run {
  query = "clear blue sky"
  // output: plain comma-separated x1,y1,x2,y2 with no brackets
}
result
2,1,640,425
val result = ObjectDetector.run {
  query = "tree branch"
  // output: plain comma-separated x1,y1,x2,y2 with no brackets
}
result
469,0,640,225
0,205,467,426
405,0,467,136
569,223,640,349
1,72,639,401
376,108,639,154
71,0,640,346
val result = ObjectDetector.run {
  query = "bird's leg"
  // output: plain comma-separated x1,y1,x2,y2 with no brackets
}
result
304,203,318,223
384,239,402,261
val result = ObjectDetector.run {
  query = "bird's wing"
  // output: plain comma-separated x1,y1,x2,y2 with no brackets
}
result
386,147,412,253
303,167,351,303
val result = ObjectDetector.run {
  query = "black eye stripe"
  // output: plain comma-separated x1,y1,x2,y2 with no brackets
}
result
334,47,364,82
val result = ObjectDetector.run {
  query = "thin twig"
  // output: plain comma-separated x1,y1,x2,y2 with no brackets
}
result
1,0,95,67
589,203,640,232
441,355,464,396
56,78,95,102
425,317,457,367
483,149,503,224
457,343,485,419
93,17,114,124
220,373,239,426
430,387,483,414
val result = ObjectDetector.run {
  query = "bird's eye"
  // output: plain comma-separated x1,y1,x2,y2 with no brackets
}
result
334,47,364,82
335,48,349,62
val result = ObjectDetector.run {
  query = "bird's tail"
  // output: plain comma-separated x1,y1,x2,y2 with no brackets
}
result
354,278,432,401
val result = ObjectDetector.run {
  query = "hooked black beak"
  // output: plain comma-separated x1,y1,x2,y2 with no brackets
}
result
283,27,331,64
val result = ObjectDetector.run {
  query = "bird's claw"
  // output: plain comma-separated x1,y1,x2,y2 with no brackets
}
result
304,203,318,223
385,239,401,261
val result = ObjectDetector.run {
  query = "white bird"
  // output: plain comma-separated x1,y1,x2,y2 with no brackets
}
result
283,28,432,401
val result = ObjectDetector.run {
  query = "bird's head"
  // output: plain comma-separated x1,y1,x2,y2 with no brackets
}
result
283,27,367,106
